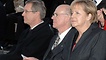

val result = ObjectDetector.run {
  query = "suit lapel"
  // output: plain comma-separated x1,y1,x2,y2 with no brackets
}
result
21,22,46,46
65,28,77,60
52,38,65,57
73,26,93,51
43,35,57,59
72,23,100,51
73,29,92,51
52,28,77,59
43,33,65,59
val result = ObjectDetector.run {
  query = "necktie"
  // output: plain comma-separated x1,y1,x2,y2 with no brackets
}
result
52,36,60,50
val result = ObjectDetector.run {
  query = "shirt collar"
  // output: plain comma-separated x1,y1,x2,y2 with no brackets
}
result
94,0,102,6
31,21,44,30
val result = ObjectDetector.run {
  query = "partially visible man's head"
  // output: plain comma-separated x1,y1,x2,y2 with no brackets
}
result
51,4,71,32
22,0,46,27
25,0,46,19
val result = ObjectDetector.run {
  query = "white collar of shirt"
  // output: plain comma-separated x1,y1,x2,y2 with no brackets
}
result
30,21,44,30
58,27,72,44
94,0,102,6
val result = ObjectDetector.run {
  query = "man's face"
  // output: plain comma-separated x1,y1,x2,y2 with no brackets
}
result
51,6,69,29
22,3,37,25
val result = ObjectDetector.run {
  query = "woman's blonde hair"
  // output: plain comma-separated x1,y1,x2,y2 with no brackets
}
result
70,0,98,23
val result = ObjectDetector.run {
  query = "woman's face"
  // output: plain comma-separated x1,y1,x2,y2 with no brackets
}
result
71,5,91,28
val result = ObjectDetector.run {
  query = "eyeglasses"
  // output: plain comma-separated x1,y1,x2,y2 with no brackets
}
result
52,13,68,17
23,10,37,13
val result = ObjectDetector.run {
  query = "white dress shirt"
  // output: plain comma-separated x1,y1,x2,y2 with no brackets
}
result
58,27,72,45
31,21,44,30
93,0,102,6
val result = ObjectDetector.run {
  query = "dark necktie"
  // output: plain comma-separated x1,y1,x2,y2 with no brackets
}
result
52,36,60,49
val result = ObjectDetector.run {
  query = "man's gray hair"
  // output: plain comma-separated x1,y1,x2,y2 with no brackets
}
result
26,0,46,19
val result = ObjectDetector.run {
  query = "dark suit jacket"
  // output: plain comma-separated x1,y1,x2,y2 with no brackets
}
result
69,23,106,60
0,20,54,60
0,1,7,45
43,27,77,60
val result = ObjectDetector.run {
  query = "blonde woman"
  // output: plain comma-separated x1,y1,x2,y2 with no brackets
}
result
70,0,106,60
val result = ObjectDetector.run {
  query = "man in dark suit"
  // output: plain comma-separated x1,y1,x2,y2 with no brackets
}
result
43,4,77,60
0,0,54,60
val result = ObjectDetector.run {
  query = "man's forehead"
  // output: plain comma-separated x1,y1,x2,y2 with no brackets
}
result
24,3,32,9
55,7,65,13
54,10,65,14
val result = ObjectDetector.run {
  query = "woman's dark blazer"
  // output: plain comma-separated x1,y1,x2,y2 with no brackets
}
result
0,20,54,60
69,23,106,60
